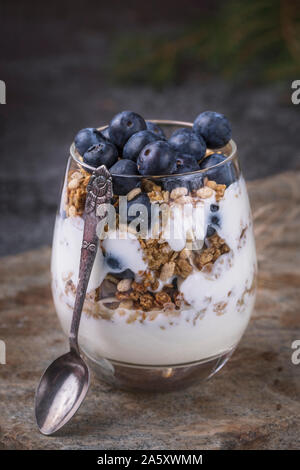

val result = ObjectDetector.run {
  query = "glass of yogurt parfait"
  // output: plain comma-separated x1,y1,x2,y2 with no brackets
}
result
51,112,257,391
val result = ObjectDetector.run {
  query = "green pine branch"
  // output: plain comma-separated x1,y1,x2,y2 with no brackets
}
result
111,0,300,87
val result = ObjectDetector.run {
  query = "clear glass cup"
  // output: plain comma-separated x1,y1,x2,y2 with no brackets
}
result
51,120,257,391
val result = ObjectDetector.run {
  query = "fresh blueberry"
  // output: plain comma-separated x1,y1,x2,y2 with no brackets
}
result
210,204,219,212
108,111,146,148
175,154,200,173
83,141,118,168
123,130,160,162
127,193,151,227
162,155,201,192
146,121,166,139
210,215,220,227
162,176,189,192
74,128,104,155
113,269,135,280
199,153,237,186
101,127,110,140
105,254,124,272
162,172,203,193
188,173,204,192
193,111,232,149
110,159,140,195
200,153,226,168
169,128,206,160
137,141,177,176
206,225,216,238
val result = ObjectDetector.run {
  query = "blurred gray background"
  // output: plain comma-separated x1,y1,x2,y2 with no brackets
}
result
0,0,299,255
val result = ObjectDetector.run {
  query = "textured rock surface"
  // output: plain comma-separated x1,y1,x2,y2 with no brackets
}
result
0,171,300,450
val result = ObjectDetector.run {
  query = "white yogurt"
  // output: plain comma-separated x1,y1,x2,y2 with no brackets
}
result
51,216,106,293
102,231,147,274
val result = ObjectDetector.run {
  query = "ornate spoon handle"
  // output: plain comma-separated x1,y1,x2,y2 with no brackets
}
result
69,165,113,354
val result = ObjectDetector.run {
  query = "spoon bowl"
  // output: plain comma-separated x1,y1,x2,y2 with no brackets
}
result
35,351,90,435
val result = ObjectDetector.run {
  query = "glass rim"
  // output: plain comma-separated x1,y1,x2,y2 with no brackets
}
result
69,119,237,179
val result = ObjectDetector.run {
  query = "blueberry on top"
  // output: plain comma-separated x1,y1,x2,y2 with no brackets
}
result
193,111,232,149
175,153,200,174
169,128,206,160
108,111,146,148
188,173,204,192
200,153,227,168
110,159,140,195
110,158,138,176
199,153,237,186
137,140,177,176
101,127,110,140
162,176,190,193
74,127,105,155
83,141,118,168
146,121,166,139
161,153,201,192
123,130,160,162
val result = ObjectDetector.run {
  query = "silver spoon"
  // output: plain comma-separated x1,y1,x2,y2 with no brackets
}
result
35,165,113,435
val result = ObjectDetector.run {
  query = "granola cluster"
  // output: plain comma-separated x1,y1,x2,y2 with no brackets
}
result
138,231,229,283
145,178,226,205
194,233,230,271
66,169,90,217
114,272,188,312
136,179,229,285
139,239,174,271
204,179,226,202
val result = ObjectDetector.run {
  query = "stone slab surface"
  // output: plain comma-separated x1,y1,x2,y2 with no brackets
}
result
0,171,300,449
